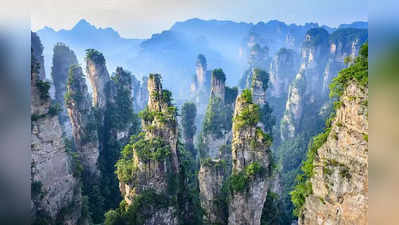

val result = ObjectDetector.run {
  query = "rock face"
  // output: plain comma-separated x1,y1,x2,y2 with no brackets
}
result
269,48,300,98
211,69,226,101
51,43,79,137
65,65,100,176
200,69,236,160
228,90,272,225
190,54,212,115
280,28,368,141
198,69,237,224
239,44,271,90
321,29,368,97
299,82,368,225
280,72,306,140
132,75,149,112
86,49,111,110
118,74,179,225
31,32,46,80
198,160,227,225
279,28,330,141
31,34,82,225
251,69,267,106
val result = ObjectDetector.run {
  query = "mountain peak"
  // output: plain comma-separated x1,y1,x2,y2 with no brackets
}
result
73,19,95,30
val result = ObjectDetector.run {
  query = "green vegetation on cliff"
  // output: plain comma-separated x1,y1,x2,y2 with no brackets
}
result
233,90,260,130
116,132,171,182
229,162,266,193
85,48,106,65
181,102,197,154
252,69,269,91
202,96,233,138
212,68,226,82
330,42,368,99
291,42,368,217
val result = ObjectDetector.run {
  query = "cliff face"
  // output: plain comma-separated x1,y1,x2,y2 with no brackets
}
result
279,28,329,141
132,75,149,112
228,90,272,225
280,72,306,140
198,160,228,225
118,74,179,225
51,43,79,137
200,69,234,160
198,69,237,224
31,36,82,224
321,29,368,97
299,82,368,225
86,49,111,110
31,32,46,80
239,44,271,90
65,65,100,176
269,48,300,98
280,28,368,141
190,54,212,115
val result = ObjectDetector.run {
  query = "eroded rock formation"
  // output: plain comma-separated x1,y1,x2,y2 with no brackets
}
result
198,68,237,224
31,35,82,224
65,65,100,176
51,42,78,137
299,81,368,225
117,74,180,225
190,54,212,115
228,90,272,225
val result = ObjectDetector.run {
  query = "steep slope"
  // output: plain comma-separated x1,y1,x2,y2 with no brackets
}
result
51,42,79,137
190,54,212,115
268,48,300,99
31,34,83,225
31,32,46,80
65,64,100,176
321,28,368,97
228,90,273,225
116,74,180,225
198,69,237,224
291,43,368,225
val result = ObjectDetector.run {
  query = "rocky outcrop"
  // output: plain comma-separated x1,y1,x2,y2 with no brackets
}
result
31,36,82,224
250,68,275,135
269,48,300,98
51,43,78,137
117,74,179,225
280,72,306,140
239,44,271,90
228,90,272,225
299,82,368,225
280,28,329,140
321,28,368,97
280,28,368,141
31,32,46,80
198,69,237,224
200,69,236,160
198,160,228,225
251,69,267,106
132,74,149,112
65,65,100,176
210,69,226,101
190,54,212,115
300,28,330,100
85,49,111,110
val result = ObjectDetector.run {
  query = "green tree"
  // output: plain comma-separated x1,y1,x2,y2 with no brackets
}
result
181,102,197,155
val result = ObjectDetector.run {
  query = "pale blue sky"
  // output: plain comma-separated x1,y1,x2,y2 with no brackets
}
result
31,0,367,38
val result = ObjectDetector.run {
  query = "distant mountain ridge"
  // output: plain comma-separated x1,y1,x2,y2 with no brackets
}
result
37,19,143,82
37,18,367,98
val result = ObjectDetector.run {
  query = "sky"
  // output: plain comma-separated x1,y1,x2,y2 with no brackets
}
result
31,0,367,39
